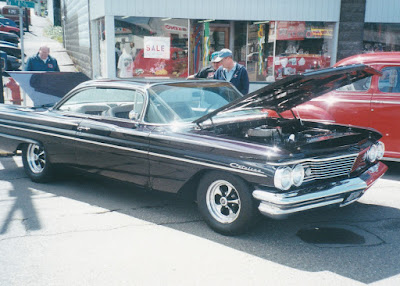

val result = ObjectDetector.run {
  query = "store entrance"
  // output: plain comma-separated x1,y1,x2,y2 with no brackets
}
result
210,25,229,52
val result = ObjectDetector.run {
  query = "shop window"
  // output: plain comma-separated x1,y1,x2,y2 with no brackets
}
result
267,21,334,81
378,67,400,93
114,17,188,78
364,23,400,53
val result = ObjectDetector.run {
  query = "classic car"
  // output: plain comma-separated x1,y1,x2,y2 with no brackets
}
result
292,52,400,161
0,23,20,36
0,65,387,235
0,31,19,45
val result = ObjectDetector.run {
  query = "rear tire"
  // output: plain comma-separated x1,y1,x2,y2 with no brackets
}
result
197,171,258,235
22,143,53,183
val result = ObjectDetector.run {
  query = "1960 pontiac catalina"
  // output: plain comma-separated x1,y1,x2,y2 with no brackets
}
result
0,65,388,235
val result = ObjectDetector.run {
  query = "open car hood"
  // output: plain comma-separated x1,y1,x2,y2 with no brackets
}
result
194,64,380,124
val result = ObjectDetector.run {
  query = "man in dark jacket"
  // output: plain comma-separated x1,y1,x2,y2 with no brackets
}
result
25,46,60,72
213,48,249,94
188,51,222,79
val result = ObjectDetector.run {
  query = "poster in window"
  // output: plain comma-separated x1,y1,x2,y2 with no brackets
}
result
144,36,170,59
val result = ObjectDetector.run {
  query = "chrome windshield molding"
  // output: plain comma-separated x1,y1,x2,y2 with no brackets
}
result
266,153,359,166
253,161,387,219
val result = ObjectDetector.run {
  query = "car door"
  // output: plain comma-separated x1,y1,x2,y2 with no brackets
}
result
56,86,150,186
370,65,400,159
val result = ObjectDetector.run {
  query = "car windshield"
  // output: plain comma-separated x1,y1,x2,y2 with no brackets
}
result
145,81,245,124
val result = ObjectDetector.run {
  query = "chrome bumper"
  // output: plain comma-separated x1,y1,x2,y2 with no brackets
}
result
253,161,388,219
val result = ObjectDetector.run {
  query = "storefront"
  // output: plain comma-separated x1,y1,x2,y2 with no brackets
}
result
88,0,341,84
104,17,337,83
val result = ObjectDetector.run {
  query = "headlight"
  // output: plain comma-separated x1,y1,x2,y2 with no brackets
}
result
274,167,292,190
292,164,305,187
376,141,385,160
366,144,377,162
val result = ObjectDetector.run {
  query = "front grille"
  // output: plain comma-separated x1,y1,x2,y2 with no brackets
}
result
302,154,358,182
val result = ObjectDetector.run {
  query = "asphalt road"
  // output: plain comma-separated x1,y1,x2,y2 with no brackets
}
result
0,155,400,285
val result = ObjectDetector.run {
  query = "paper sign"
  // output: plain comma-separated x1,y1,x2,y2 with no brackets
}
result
144,37,170,59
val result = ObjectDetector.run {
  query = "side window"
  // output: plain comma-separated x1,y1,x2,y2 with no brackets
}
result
336,76,371,92
378,67,400,93
57,88,145,119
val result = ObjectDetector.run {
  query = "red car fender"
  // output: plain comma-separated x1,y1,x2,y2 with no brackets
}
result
289,104,336,122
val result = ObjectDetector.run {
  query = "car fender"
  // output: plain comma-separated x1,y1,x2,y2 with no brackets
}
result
0,132,40,153
292,103,336,122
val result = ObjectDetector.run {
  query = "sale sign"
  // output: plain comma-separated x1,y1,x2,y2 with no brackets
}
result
144,37,170,59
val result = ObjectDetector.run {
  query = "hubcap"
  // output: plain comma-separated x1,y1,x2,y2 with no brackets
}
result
206,180,241,224
26,144,46,174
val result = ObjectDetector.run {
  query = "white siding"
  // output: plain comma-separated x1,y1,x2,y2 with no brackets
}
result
90,0,341,22
64,0,90,47
365,0,400,23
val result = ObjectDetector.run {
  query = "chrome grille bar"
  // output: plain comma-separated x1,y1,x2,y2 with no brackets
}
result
302,154,358,182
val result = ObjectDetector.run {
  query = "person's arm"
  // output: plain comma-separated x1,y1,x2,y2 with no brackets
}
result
240,68,249,95
53,58,60,72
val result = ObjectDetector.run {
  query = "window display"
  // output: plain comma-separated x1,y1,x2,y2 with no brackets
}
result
364,23,400,53
114,17,188,78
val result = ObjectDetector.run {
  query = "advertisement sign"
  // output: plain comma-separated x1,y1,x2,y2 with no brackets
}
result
144,37,170,59
273,21,306,41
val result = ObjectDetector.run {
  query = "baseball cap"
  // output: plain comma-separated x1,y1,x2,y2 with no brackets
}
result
210,51,220,63
214,48,232,62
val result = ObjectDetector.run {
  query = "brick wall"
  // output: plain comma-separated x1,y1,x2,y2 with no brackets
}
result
337,0,366,61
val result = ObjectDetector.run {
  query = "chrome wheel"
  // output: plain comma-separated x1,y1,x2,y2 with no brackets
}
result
206,180,241,224
26,144,46,174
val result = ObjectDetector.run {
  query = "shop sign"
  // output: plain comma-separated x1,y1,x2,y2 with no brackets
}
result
163,24,188,38
144,36,170,59
274,21,306,41
115,27,132,34
306,28,333,39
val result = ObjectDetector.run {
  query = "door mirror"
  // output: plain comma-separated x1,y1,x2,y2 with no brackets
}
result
129,110,139,120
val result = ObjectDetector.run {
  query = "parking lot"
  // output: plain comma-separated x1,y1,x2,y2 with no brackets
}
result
0,155,400,285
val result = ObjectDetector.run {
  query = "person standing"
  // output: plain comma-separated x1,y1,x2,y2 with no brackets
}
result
24,46,60,72
187,51,222,79
213,48,249,94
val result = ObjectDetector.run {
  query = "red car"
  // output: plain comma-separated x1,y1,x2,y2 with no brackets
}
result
0,23,20,36
292,52,400,161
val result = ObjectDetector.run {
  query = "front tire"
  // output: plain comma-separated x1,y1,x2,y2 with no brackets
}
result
197,172,258,235
22,143,53,183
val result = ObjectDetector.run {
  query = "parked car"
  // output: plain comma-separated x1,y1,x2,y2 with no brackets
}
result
0,23,20,35
1,5,31,28
0,43,21,58
0,40,18,47
0,65,387,235
293,52,400,161
0,31,19,44
0,17,18,27
5,54,20,70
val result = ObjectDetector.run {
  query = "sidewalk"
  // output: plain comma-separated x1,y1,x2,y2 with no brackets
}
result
23,12,76,72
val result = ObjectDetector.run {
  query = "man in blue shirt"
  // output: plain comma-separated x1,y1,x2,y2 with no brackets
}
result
213,48,249,94
25,46,60,72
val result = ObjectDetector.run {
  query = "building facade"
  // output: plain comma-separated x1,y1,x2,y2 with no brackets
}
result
54,0,400,84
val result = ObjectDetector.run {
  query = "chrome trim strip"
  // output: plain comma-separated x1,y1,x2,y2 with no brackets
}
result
371,100,400,105
258,198,344,217
0,123,267,178
266,153,359,166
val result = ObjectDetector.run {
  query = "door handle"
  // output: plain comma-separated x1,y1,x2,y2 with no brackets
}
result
77,126,91,131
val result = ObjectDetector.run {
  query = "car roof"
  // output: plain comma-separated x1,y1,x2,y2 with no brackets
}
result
335,52,400,66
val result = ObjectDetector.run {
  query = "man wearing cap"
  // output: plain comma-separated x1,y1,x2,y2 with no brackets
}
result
187,51,222,79
213,48,249,95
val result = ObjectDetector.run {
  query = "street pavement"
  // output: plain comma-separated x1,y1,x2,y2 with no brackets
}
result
0,156,400,285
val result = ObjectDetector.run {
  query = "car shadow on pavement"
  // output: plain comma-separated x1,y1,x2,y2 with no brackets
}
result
1,156,400,284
